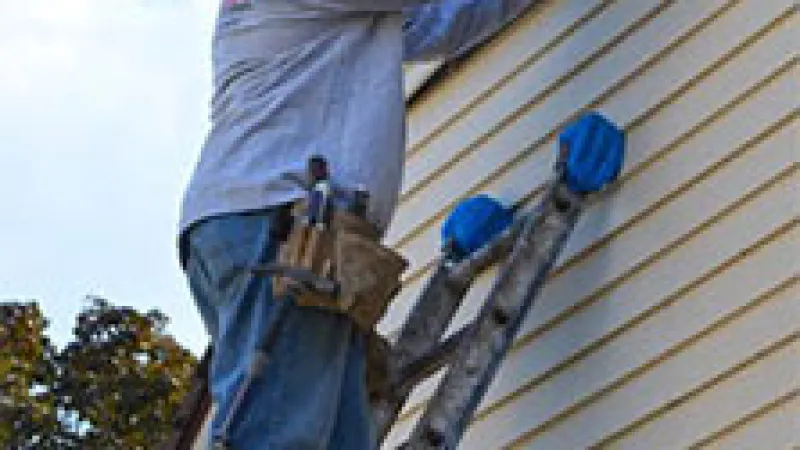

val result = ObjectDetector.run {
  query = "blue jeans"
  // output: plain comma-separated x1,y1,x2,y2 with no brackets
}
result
184,208,374,449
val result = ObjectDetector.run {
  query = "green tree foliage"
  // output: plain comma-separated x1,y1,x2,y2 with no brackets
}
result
1,298,197,449
0,302,64,449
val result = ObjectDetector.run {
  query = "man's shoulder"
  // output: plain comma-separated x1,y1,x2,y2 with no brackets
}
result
223,0,254,12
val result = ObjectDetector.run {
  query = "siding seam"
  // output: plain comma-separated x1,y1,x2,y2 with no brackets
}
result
687,389,800,450
506,282,800,448
399,19,797,285
406,0,615,160
473,192,800,423
393,0,791,253
585,329,800,449
507,115,799,353
397,0,739,217
546,62,799,280
401,0,678,201
393,160,798,424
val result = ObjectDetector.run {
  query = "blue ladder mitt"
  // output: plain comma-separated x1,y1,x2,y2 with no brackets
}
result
442,195,513,261
560,111,625,193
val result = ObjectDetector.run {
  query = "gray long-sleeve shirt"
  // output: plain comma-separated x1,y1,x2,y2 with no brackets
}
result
180,0,535,236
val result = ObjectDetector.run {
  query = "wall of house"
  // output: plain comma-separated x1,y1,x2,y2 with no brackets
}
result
380,0,798,448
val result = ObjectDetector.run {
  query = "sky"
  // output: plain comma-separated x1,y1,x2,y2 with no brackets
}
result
0,0,219,356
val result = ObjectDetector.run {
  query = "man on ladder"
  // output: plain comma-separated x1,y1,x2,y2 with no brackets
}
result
179,1,542,448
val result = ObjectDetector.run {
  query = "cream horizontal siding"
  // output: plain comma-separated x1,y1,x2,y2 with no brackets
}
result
404,61,444,99
382,0,799,448
405,0,614,158
392,0,739,247
401,0,661,198
389,0,796,277
503,279,798,449
703,393,800,450
610,316,797,450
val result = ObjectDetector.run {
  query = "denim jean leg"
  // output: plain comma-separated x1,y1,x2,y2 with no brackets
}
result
328,333,376,450
185,209,372,449
185,255,219,343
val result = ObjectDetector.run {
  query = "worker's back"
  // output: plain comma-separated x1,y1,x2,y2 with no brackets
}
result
181,2,407,238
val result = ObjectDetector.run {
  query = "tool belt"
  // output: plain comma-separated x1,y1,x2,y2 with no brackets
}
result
258,201,407,332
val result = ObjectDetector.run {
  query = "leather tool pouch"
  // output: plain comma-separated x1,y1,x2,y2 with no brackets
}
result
271,203,407,332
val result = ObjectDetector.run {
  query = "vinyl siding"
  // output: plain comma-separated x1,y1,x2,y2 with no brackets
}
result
380,0,799,448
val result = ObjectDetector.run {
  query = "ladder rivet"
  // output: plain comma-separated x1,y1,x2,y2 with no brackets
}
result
553,196,571,212
492,308,510,326
425,428,446,447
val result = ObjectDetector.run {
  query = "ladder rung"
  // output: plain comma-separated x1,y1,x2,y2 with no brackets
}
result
401,182,585,449
373,204,538,439
392,323,478,393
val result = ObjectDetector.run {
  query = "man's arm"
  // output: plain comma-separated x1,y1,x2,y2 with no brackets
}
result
404,0,538,61
276,0,434,13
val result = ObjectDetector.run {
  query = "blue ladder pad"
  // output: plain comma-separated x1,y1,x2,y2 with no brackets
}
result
559,112,625,193
442,195,513,258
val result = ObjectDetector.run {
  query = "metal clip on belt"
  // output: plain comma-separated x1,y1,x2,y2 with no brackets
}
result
257,203,406,332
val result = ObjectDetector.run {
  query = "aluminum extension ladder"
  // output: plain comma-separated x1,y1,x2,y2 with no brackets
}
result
369,174,589,449
369,111,624,449
163,112,624,450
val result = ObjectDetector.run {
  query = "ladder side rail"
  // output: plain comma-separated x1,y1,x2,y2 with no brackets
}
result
402,181,585,449
392,323,476,394
160,348,213,450
391,202,531,371
373,206,533,439
372,266,473,437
